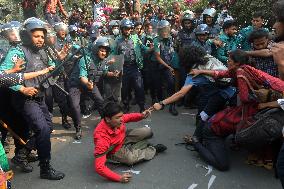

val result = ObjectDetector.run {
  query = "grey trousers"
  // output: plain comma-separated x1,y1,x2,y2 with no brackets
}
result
110,127,156,165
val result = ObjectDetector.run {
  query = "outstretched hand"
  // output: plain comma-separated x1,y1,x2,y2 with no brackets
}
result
141,107,154,118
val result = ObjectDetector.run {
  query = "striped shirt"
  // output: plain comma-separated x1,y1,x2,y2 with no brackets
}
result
45,0,66,15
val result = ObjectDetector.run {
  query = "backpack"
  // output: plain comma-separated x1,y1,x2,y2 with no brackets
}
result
235,108,284,148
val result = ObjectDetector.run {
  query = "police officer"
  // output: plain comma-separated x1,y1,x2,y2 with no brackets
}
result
2,18,65,180
114,19,146,112
1,21,21,47
50,22,73,129
202,8,221,39
175,13,195,53
68,37,109,140
154,20,179,116
108,20,120,37
191,24,213,55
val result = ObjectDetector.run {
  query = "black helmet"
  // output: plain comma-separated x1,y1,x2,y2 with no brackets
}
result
92,36,111,57
20,18,46,46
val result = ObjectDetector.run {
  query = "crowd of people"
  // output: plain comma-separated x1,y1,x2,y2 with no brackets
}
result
0,0,284,187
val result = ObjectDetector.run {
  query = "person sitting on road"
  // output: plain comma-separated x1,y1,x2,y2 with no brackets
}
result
184,49,284,171
153,45,236,141
93,102,167,183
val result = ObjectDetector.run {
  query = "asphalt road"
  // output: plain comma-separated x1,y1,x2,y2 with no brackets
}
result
10,104,282,189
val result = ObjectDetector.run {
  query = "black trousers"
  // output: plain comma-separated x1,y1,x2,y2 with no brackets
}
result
12,92,52,161
193,125,230,171
69,85,104,128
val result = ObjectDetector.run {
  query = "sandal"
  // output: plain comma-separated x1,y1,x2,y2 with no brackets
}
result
175,135,198,151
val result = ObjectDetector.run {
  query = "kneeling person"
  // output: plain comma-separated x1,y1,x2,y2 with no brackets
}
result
93,102,167,182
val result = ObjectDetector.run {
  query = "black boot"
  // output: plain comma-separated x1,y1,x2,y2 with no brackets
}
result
75,127,82,140
39,160,65,180
169,104,178,116
62,115,71,129
11,148,33,173
27,151,39,163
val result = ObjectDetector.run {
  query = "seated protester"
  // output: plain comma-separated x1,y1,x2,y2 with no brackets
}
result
153,45,236,140
238,11,269,51
246,29,278,77
216,20,238,64
93,102,167,182
187,49,284,171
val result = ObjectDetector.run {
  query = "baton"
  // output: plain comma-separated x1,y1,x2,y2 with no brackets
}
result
0,120,26,145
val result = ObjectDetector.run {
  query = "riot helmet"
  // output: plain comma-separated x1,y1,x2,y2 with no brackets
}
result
1,21,21,44
157,20,171,39
92,36,111,59
20,18,47,49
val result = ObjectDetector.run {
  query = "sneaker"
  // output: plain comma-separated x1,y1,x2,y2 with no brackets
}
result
82,113,91,119
153,144,167,153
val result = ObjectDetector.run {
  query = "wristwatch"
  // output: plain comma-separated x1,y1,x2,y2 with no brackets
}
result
159,101,165,108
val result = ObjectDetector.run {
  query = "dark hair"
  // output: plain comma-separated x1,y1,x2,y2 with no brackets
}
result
273,0,284,22
229,49,249,65
102,102,122,118
222,19,236,30
248,29,269,43
179,45,208,72
159,8,166,14
208,0,219,6
252,11,265,19
143,21,152,29
133,10,139,15
194,7,203,14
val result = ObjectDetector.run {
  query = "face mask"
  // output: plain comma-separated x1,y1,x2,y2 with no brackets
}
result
112,28,120,36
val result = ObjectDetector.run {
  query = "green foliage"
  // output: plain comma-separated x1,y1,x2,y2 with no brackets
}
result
228,0,276,28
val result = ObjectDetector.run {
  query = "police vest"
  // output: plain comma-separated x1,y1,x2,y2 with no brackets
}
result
20,45,49,89
159,37,175,66
177,30,194,48
88,56,107,83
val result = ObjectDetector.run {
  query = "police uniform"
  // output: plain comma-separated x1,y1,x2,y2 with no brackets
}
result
216,32,239,64
68,50,105,136
114,33,145,112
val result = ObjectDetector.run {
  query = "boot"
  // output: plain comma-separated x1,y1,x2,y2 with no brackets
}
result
11,148,33,173
62,115,71,129
27,151,39,163
169,104,178,116
39,160,65,180
75,127,82,140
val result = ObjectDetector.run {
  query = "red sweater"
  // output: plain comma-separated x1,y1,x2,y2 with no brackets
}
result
93,113,143,182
